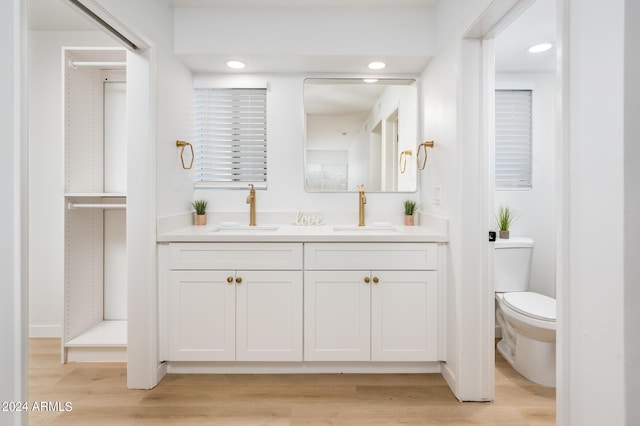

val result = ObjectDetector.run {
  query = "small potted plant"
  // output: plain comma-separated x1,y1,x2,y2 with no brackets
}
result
403,200,417,226
496,205,515,239
192,200,208,226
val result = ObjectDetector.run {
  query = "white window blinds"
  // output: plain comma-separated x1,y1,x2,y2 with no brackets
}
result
495,89,532,189
194,88,267,188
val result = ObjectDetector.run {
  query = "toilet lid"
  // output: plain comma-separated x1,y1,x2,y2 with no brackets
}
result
503,291,556,322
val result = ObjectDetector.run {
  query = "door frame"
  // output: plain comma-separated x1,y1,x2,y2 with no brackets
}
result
461,0,566,417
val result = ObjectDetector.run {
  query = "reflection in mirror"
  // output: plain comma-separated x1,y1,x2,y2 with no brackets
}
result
304,78,418,192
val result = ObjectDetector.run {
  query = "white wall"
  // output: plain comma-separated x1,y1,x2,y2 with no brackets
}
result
174,7,436,59
495,73,555,298
191,75,421,222
154,51,194,217
420,0,493,401
28,31,118,338
94,2,194,218
624,2,640,424
1,0,28,423
564,0,627,423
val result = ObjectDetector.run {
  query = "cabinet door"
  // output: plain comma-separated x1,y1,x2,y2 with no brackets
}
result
304,270,371,361
371,270,439,361
235,270,303,361
168,270,235,361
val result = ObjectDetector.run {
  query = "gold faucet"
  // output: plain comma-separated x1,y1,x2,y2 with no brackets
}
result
357,184,366,226
246,184,256,226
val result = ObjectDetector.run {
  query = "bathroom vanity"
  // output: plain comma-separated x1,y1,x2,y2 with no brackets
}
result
157,222,447,373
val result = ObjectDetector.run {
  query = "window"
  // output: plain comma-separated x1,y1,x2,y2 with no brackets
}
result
194,88,267,188
495,89,532,189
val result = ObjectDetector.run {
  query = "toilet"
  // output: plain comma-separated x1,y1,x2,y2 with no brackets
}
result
494,237,556,388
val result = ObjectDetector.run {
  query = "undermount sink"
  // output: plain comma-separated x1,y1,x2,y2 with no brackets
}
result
332,225,398,232
211,224,280,232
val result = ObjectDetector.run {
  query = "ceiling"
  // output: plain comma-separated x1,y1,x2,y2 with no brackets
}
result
28,0,96,31
495,0,556,73
28,0,556,73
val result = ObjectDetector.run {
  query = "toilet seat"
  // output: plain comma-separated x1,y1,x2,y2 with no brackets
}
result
503,291,556,322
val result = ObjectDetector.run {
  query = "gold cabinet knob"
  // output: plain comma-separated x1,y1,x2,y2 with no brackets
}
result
226,276,234,284
235,277,242,284
364,277,370,284
372,277,379,284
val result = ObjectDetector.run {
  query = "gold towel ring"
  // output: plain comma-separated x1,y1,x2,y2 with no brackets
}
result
417,141,434,170
176,140,194,170
399,150,413,173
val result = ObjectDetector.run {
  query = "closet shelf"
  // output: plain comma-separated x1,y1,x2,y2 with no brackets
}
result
65,192,126,198
67,202,126,210
65,320,127,348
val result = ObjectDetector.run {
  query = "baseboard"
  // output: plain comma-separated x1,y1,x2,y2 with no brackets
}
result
155,362,167,387
440,361,460,401
29,325,62,338
166,361,442,375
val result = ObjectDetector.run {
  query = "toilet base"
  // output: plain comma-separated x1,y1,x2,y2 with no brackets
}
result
497,336,556,388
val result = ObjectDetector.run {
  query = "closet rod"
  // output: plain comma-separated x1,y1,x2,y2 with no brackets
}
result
68,60,126,68
67,203,126,210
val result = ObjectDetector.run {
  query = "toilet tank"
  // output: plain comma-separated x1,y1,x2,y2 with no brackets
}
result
494,237,534,292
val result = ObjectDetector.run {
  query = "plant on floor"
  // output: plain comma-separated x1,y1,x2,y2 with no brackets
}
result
495,205,516,239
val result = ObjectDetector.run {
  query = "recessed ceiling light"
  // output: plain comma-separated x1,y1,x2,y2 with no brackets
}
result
363,78,378,83
368,61,386,70
528,42,553,53
226,60,245,69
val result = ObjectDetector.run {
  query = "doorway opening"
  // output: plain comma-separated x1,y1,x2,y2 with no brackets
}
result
489,0,558,409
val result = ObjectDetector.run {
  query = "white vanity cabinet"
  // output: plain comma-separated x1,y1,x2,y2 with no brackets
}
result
167,243,303,362
168,270,235,361
304,270,371,361
304,243,440,362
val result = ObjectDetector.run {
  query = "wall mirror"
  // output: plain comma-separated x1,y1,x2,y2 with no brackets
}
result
304,78,418,192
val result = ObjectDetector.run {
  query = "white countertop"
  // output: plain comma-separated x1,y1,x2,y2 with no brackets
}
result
157,223,448,243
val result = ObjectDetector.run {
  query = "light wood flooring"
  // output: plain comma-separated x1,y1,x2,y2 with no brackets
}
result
29,339,555,425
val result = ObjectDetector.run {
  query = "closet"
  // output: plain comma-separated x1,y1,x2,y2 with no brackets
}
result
63,48,127,362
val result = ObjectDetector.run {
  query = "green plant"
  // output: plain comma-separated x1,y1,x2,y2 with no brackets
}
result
403,200,417,216
191,199,208,215
495,206,516,231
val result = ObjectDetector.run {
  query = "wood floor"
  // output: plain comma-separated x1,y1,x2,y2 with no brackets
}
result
29,339,555,425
